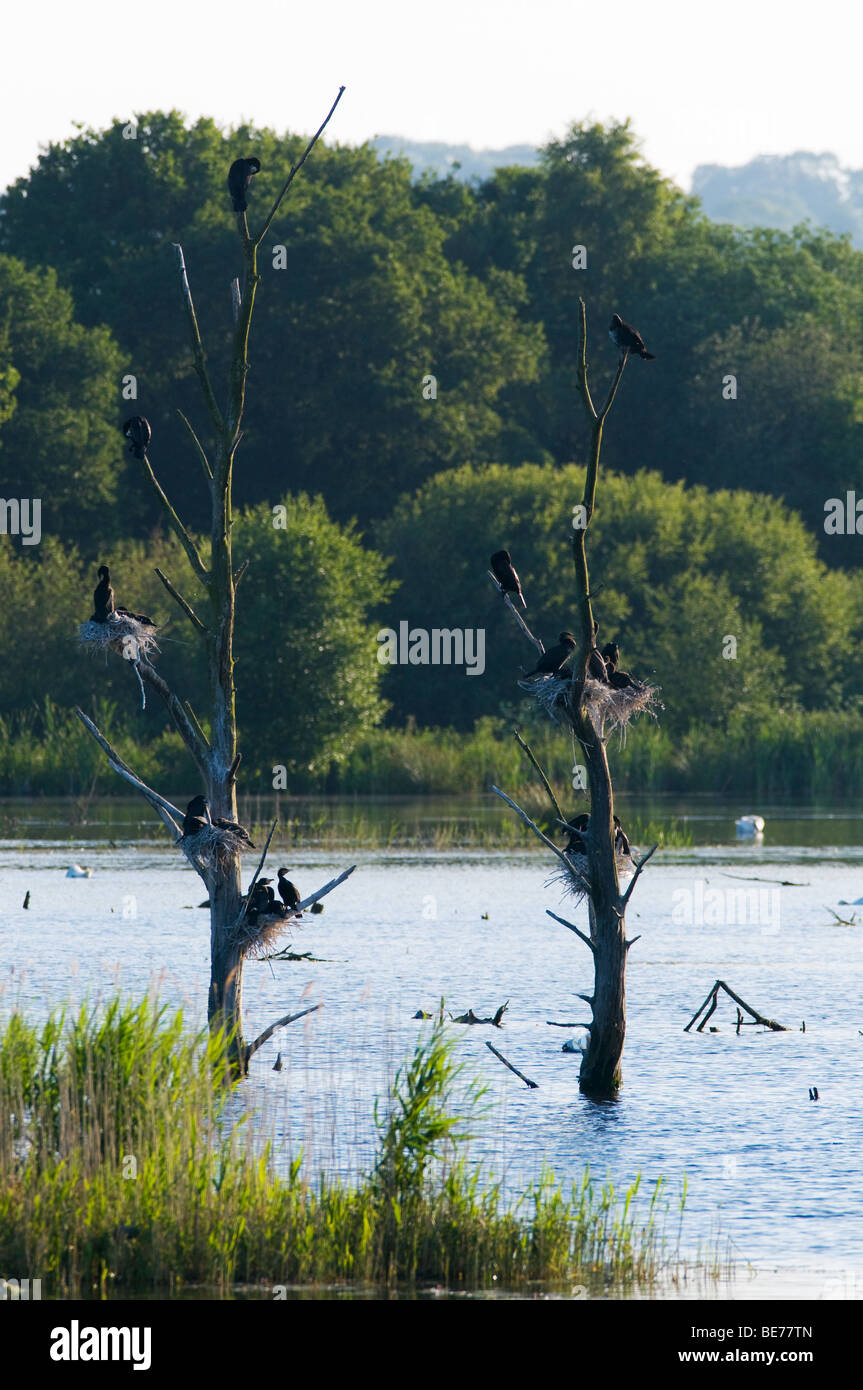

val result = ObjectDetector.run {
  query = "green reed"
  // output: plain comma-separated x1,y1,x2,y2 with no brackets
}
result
0,999,686,1298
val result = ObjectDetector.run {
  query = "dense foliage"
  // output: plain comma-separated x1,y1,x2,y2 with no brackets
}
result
2,112,862,796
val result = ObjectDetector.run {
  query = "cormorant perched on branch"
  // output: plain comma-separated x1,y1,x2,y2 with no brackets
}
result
184,795,256,848
90,564,155,626
277,869,302,913
609,314,655,360
227,157,261,212
526,632,576,678
122,416,151,459
490,550,526,608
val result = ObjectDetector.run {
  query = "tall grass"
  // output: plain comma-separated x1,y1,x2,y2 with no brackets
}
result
0,1000,678,1297
5,702,863,801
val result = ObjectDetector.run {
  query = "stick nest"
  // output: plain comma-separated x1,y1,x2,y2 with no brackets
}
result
548,849,636,904
519,673,662,735
78,614,159,663
179,823,252,865
232,909,298,960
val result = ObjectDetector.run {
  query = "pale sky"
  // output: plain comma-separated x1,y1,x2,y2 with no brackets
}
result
3,0,862,194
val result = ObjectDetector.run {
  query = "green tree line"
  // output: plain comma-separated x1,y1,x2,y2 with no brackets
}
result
2,112,862,796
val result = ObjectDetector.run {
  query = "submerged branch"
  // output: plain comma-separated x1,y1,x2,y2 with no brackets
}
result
247,1003,322,1061
485,1041,538,1089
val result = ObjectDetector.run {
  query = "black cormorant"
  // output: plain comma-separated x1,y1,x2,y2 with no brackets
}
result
92,565,115,622
607,668,643,691
228,157,261,212
601,641,620,672
588,647,608,681
277,869,302,913
490,550,526,609
184,795,256,848
91,564,155,626
609,314,655,360
122,416,151,459
526,632,576,678
613,816,632,858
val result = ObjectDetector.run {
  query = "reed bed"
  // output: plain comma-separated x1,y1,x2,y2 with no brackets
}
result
5,702,863,802
0,999,681,1298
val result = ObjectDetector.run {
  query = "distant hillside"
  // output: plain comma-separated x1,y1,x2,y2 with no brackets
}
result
690,152,863,246
375,137,863,245
373,136,539,181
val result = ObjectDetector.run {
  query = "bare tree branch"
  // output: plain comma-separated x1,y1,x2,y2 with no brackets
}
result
139,450,210,586
485,1041,538,1089
488,572,544,652
620,843,659,909
154,567,208,633
73,707,210,879
247,1003,322,1061
546,908,595,952
176,409,213,483
234,820,279,929
184,700,212,752
491,786,590,892
255,87,347,247
171,244,225,437
513,726,565,821
296,865,357,911
136,657,211,776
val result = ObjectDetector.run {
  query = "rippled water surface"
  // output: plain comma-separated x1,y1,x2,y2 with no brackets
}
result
2,795,862,1296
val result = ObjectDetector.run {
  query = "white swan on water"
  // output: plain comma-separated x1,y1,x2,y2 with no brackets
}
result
735,815,765,837
65,865,93,878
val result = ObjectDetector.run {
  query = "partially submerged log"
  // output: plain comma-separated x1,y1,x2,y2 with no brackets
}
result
450,1002,509,1027
684,979,789,1033
485,1041,538,1089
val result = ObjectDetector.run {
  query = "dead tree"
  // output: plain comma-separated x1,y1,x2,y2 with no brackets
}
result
493,299,659,1099
75,88,348,1076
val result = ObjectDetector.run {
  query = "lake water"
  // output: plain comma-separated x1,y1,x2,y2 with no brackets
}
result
2,794,863,1298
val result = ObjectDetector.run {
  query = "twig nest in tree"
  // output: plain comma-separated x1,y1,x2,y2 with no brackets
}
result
548,849,636,903
179,822,253,864
78,614,159,663
232,909,297,960
518,673,661,735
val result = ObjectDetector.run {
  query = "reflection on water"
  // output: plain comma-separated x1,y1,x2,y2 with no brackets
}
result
1,795,862,1297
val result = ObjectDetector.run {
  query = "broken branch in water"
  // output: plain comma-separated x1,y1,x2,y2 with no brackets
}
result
485,1041,538,1089
450,1002,509,1026
721,872,809,887
684,979,789,1034
825,906,858,926
246,1002,322,1061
